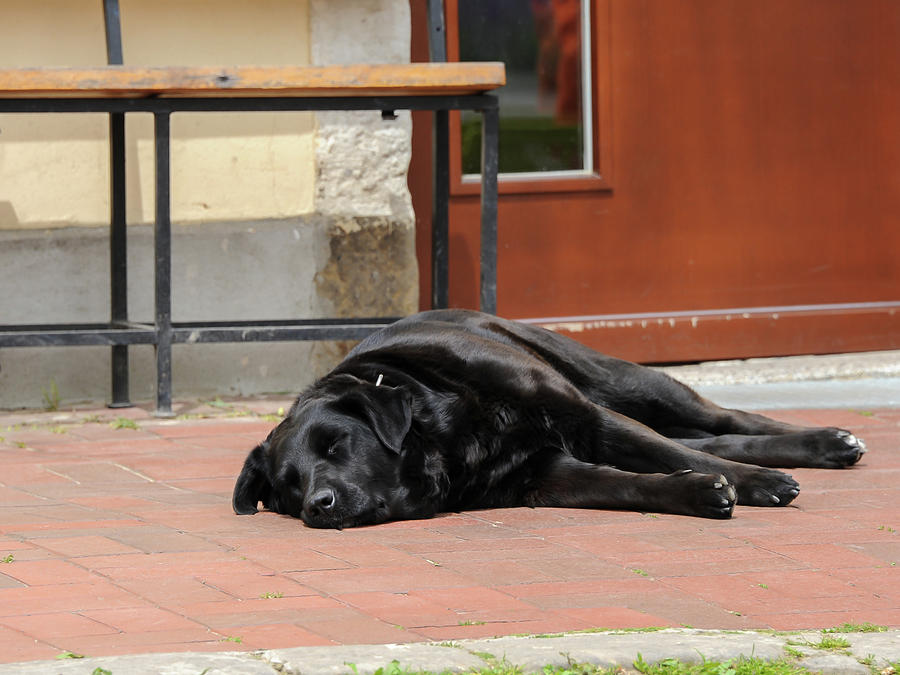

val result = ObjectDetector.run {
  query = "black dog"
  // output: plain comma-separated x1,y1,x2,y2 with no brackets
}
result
233,309,866,528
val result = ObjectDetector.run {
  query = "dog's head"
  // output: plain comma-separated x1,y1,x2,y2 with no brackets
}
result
232,374,413,528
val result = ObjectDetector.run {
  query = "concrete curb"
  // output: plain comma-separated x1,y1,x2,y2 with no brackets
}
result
3,629,898,674
655,349,900,386
654,350,900,410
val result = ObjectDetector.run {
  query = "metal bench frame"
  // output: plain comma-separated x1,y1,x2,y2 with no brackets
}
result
0,0,499,415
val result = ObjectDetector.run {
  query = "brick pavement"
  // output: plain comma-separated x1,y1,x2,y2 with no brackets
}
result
0,399,897,663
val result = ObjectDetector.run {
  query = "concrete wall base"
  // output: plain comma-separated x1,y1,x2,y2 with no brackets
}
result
0,217,416,409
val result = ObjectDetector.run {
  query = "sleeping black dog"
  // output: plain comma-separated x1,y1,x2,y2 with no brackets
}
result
233,309,866,529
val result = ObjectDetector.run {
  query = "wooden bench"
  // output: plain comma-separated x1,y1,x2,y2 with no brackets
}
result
0,0,504,416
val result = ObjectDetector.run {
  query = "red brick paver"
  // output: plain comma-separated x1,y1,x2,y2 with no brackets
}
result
0,401,897,662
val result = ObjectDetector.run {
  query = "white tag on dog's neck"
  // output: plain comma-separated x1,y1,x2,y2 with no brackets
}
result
375,373,384,387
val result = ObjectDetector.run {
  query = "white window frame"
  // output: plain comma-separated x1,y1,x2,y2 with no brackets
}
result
462,0,593,182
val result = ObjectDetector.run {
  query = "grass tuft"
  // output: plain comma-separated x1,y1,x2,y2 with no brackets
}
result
109,417,140,430
822,622,888,634
633,653,814,674
42,380,60,412
55,651,84,660
259,591,283,599
342,651,840,675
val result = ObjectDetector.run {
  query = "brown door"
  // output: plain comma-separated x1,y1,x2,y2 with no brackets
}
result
411,0,900,363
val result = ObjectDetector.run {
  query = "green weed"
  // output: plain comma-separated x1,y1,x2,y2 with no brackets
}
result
809,635,851,652
55,651,84,660
109,417,140,430
344,653,825,675
42,380,60,411
347,662,426,675
532,627,667,639
633,653,811,674
822,622,888,634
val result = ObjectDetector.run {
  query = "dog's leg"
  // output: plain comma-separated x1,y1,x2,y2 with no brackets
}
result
605,369,868,464
625,370,810,436
672,430,866,468
582,407,801,507
525,455,736,519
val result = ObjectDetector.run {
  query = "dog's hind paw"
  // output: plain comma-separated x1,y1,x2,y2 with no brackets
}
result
796,428,868,468
830,429,867,467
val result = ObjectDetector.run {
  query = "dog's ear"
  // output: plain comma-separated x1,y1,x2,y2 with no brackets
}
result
232,442,272,515
360,384,413,454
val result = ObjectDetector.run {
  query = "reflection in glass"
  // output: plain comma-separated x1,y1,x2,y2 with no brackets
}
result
459,0,589,176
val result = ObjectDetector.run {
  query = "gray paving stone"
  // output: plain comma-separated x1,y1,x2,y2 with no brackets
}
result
462,631,788,672
262,642,488,674
0,651,272,675
847,632,900,671
797,652,871,675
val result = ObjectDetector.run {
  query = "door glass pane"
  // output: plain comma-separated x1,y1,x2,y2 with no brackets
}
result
458,0,590,177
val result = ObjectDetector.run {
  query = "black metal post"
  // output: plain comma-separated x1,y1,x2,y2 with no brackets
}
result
427,0,450,310
103,0,131,407
431,109,450,309
102,0,123,64
108,111,130,407
154,113,173,417
480,102,499,315
426,0,447,63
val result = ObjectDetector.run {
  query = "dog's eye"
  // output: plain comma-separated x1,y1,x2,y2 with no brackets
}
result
326,442,339,456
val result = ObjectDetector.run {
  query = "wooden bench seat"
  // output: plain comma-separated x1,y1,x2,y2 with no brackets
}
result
0,63,505,99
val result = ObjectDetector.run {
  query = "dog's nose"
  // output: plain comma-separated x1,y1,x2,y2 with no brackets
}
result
309,488,335,513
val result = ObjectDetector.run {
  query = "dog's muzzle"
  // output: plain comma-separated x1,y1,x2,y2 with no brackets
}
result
303,487,336,521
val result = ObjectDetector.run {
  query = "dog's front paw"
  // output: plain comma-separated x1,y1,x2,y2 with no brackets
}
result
664,469,737,519
735,467,800,507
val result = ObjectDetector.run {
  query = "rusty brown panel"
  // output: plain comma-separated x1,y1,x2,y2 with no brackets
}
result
430,0,900,363
409,0,434,311
411,108,434,312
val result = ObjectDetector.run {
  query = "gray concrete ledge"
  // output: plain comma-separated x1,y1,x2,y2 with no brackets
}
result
2,629,898,674
656,349,900,386
656,350,900,410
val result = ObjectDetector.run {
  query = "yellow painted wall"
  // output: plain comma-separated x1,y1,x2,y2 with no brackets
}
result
0,0,314,229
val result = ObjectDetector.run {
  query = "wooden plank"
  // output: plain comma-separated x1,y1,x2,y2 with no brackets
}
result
0,63,505,98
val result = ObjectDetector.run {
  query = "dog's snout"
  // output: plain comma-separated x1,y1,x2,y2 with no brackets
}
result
308,488,336,513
